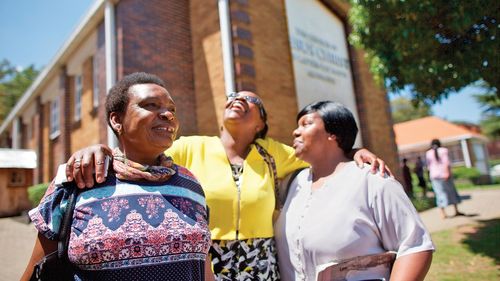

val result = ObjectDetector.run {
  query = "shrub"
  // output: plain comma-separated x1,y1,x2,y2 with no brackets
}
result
27,183,49,207
452,166,481,182
412,197,436,212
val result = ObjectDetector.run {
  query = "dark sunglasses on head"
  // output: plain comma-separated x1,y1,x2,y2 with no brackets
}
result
227,92,266,120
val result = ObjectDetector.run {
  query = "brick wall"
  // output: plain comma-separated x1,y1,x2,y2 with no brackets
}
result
237,1,300,144
190,0,226,135
116,0,197,136
96,22,109,144
71,57,101,152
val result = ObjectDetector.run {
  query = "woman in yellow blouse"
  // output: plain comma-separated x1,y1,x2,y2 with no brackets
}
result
64,91,386,280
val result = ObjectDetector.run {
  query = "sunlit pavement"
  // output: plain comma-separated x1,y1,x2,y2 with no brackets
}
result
0,214,36,281
419,188,500,233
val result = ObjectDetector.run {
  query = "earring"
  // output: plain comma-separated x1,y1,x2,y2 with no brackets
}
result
116,124,122,135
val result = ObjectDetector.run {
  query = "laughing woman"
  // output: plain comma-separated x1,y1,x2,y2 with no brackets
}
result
22,73,213,281
275,101,434,281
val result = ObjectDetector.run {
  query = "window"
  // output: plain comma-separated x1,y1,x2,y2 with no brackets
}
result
50,98,60,139
74,75,82,121
9,170,25,187
92,57,99,108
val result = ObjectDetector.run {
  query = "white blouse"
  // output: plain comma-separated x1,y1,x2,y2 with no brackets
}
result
274,162,434,281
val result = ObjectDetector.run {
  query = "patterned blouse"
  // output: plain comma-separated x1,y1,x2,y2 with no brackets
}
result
29,165,211,281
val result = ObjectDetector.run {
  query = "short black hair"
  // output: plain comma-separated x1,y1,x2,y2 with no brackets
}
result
106,72,167,136
297,101,358,154
255,105,268,139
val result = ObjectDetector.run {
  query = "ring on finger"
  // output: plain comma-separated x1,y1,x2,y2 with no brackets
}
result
96,160,104,165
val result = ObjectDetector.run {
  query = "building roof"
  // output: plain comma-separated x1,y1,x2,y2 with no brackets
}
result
394,116,488,151
0,149,37,168
0,0,107,135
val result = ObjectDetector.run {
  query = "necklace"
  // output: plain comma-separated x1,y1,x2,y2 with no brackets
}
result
230,163,244,182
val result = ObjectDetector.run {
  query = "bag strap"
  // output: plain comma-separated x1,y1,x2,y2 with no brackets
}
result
254,142,279,210
57,183,78,260
280,167,306,208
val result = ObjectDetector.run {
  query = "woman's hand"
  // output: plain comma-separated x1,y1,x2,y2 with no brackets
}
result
66,144,113,188
352,148,393,177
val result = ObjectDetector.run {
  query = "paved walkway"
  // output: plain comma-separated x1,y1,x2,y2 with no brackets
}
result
1,188,499,281
419,187,500,233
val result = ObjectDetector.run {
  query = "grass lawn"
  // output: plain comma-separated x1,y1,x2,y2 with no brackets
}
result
426,219,500,280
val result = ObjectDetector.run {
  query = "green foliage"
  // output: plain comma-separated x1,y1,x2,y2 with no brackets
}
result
27,183,49,207
475,90,500,139
348,0,499,104
0,59,39,122
411,196,435,212
390,96,432,123
452,166,481,179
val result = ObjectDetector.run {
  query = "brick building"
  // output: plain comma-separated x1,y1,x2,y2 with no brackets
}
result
0,0,399,184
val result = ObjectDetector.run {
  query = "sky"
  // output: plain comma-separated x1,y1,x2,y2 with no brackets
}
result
0,0,485,124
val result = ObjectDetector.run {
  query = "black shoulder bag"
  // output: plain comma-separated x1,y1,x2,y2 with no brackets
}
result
30,183,78,281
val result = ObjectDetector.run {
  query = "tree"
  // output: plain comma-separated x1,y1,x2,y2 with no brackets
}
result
348,0,499,104
475,91,500,139
390,96,433,123
0,59,39,122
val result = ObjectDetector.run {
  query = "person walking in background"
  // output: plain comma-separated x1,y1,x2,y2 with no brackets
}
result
401,158,414,198
426,139,465,219
414,156,428,197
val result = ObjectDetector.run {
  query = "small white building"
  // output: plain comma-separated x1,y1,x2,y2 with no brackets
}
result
0,149,37,216
394,116,490,177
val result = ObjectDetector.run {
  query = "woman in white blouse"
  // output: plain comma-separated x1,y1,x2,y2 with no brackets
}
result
274,101,434,281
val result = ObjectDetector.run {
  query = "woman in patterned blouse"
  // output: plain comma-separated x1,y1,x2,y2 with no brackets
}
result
22,72,214,281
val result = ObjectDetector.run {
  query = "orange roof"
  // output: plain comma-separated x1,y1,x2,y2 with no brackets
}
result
393,116,486,147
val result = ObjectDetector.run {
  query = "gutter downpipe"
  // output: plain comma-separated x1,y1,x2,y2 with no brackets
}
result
218,0,236,96
105,0,118,147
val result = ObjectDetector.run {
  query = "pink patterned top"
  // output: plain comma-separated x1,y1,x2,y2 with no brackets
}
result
426,147,451,179
29,165,211,281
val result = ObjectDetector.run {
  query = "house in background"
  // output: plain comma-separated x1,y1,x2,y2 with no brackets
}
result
0,149,36,216
394,116,491,180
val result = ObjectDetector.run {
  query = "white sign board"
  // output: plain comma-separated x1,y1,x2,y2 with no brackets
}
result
285,0,362,146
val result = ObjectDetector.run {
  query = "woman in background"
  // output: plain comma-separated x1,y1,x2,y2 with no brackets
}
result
426,139,464,219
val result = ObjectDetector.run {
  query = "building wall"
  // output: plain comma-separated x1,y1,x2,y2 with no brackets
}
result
233,0,300,144
0,168,33,216
70,57,101,152
116,0,197,136
5,0,401,182
190,0,226,135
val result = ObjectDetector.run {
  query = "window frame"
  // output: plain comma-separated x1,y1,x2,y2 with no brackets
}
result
49,97,60,139
92,56,99,108
74,75,83,121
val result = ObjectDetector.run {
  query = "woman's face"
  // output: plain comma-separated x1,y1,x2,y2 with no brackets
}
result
292,112,331,162
116,83,179,156
223,91,265,132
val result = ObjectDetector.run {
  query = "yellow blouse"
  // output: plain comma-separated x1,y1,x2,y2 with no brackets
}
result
166,136,308,240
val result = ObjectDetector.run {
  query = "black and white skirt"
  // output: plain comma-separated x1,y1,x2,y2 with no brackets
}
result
209,237,280,280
